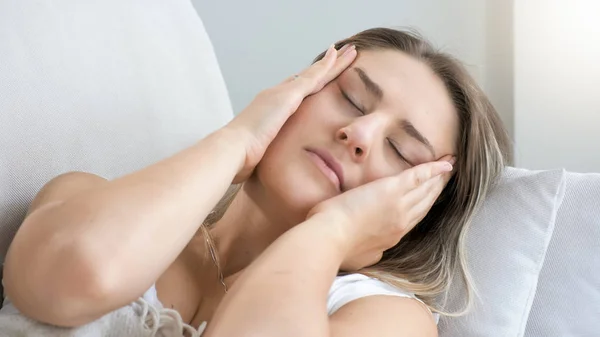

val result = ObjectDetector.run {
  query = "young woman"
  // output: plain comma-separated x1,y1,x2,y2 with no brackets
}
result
2,28,511,336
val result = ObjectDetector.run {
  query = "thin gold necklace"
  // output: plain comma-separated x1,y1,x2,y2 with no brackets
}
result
205,235,228,293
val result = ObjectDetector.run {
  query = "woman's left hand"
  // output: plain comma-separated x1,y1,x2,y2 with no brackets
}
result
306,156,455,271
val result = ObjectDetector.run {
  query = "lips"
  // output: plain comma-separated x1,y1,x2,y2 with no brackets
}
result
306,148,345,191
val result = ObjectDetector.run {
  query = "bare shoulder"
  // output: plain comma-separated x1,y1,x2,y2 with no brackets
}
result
27,171,108,216
329,295,438,337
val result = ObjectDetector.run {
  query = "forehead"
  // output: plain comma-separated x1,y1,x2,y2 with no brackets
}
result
344,49,459,156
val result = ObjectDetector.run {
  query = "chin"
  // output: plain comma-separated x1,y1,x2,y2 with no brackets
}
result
254,155,337,221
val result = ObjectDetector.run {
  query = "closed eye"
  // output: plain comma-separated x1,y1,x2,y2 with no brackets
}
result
388,139,414,166
341,89,364,115
341,88,412,166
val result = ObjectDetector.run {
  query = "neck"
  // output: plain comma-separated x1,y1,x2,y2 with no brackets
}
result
210,176,299,278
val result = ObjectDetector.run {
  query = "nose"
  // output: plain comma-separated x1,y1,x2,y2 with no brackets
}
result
336,115,385,162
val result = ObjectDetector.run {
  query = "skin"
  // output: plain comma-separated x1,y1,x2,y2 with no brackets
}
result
204,48,457,283
164,49,458,331
4,45,457,337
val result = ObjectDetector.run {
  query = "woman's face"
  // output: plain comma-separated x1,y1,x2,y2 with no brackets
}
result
255,49,459,220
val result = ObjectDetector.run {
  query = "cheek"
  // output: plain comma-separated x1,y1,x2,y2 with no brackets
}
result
262,87,339,159
358,147,410,186
269,94,327,143
251,88,346,215
361,162,402,186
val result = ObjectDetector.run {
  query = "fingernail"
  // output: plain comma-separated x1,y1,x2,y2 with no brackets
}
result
337,44,350,54
449,156,456,166
343,44,356,56
443,162,453,172
325,44,335,58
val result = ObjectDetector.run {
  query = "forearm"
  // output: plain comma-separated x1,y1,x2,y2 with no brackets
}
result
204,214,347,337
7,128,245,309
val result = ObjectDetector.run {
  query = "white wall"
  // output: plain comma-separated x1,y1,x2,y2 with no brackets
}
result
484,0,514,140
514,1,600,172
192,0,600,172
193,1,600,172
192,0,488,114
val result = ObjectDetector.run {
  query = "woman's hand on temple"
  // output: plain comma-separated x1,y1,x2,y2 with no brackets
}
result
224,44,357,183
307,156,455,271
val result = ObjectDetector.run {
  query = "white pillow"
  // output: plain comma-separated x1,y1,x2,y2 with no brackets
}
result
524,172,600,336
438,167,566,336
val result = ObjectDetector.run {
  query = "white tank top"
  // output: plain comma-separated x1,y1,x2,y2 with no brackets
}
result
328,273,439,324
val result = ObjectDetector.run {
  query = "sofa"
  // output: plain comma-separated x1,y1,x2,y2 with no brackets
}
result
1,1,598,336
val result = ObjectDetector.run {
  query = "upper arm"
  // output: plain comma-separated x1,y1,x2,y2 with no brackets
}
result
329,295,438,337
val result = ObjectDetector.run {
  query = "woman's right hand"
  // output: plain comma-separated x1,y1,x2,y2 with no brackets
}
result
224,44,357,183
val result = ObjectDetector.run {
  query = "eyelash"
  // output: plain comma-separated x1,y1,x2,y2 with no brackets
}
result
340,89,364,115
387,139,411,165
340,89,411,165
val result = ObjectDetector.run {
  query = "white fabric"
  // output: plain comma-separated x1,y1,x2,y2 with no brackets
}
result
328,273,440,324
0,274,428,336
0,286,207,337
524,172,600,336
0,0,233,290
438,167,566,337
3,0,595,335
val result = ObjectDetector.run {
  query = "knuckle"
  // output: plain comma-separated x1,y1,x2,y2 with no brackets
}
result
394,218,409,235
413,171,424,186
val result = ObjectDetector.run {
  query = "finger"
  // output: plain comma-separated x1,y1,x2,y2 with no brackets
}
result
312,45,357,92
438,154,455,165
336,44,351,57
408,157,455,205
401,160,453,192
437,154,456,184
281,44,338,84
294,44,356,94
282,43,354,88
404,173,447,223
412,177,447,222
285,44,337,84
401,173,444,210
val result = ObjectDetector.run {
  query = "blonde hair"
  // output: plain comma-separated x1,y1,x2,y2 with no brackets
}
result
202,27,512,318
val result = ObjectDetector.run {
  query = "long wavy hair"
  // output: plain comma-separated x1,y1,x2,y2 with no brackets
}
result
201,27,512,317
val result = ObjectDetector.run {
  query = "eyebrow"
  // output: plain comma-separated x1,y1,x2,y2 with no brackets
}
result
400,120,436,158
354,67,383,102
352,67,436,159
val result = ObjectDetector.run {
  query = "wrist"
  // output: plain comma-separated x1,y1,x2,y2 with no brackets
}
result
301,212,353,262
210,127,248,176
